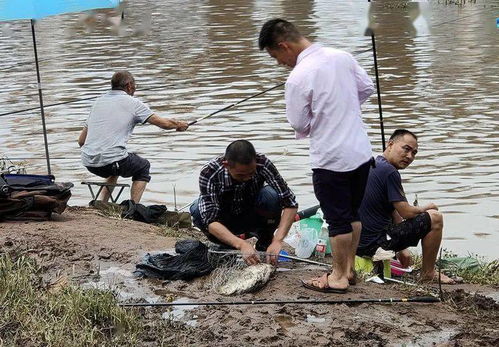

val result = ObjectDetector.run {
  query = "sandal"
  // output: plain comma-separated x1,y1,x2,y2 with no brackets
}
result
310,271,357,285
301,273,348,294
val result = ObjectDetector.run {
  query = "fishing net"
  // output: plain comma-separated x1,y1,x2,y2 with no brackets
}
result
205,243,277,295
133,239,274,294
206,249,247,292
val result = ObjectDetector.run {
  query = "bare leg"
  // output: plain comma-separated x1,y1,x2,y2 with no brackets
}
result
101,176,118,202
327,233,351,290
131,180,147,203
396,248,413,268
420,209,454,284
349,221,361,280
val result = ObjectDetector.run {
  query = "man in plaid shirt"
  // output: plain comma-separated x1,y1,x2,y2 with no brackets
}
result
190,140,298,265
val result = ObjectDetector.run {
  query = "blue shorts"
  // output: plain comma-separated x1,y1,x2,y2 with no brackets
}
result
86,153,151,182
312,158,372,237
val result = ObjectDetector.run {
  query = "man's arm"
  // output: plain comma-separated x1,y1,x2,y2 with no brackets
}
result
393,201,438,220
266,206,298,265
208,222,260,265
352,54,375,104
78,127,88,147
147,114,189,131
259,157,299,264
392,209,404,224
285,82,312,139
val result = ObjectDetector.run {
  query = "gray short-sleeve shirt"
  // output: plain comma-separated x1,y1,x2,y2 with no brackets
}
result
81,90,153,167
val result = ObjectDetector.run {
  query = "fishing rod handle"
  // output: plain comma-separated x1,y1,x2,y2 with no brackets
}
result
295,205,320,221
188,120,198,126
408,296,440,303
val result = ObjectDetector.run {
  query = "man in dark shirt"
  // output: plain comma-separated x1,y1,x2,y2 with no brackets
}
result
358,129,454,283
190,140,298,265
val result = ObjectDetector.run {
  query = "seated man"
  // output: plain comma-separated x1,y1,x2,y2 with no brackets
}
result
358,129,454,283
78,70,189,203
190,140,298,265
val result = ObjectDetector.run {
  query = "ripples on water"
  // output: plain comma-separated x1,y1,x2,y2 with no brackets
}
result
0,0,498,257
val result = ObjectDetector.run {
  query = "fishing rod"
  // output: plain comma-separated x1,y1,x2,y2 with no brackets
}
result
208,249,330,268
187,82,285,126
0,81,285,119
1,47,373,119
295,205,320,221
119,296,440,308
367,0,386,151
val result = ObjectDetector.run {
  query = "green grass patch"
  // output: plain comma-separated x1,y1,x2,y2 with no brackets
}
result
438,250,499,286
0,254,141,346
410,250,499,285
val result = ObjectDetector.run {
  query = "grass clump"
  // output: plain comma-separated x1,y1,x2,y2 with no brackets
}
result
438,250,499,286
411,250,499,285
0,253,141,346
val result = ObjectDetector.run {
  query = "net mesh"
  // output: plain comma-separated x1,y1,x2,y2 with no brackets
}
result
206,250,247,292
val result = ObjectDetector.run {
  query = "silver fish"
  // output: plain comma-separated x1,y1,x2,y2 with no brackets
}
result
217,263,275,296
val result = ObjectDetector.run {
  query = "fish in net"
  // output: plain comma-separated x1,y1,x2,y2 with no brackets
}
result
206,249,275,296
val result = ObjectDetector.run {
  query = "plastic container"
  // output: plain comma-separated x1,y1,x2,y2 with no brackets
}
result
299,210,332,255
299,214,322,235
390,260,413,276
283,223,300,249
295,227,317,258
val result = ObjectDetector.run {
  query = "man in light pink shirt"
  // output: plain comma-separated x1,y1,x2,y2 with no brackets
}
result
259,19,375,293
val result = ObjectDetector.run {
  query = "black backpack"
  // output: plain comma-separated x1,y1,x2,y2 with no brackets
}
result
0,174,73,221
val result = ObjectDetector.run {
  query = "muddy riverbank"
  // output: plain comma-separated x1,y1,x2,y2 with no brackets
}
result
0,207,497,346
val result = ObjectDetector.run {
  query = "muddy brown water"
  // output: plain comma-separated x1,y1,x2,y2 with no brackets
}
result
0,0,498,257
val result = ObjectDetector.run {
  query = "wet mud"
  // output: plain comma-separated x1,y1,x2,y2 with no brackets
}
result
1,207,497,346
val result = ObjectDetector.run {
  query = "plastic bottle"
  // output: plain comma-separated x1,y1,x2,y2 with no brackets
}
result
320,221,332,255
315,238,326,259
315,227,328,258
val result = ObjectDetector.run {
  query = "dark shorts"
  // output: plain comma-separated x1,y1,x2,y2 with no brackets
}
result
357,212,432,257
86,153,151,182
312,158,372,237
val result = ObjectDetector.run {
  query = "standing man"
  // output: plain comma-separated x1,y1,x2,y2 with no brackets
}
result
259,19,374,293
358,129,455,283
78,70,189,203
190,140,298,265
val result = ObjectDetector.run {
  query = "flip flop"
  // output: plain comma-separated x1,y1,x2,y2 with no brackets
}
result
310,271,357,286
301,273,348,294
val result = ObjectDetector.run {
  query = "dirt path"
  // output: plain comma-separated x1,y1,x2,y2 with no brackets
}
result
1,207,497,346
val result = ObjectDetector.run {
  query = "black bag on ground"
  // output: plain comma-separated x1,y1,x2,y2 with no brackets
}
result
134,240,213,280
0,174,73,221
120,199,167,224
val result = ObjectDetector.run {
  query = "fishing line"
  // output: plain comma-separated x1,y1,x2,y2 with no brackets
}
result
119,296,440,308
431,6,496,28
4,156,203,161
0,84,186,118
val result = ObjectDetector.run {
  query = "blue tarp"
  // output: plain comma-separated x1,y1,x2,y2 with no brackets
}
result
0,0,120,21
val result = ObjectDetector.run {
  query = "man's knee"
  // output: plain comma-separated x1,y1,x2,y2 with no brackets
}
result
427,210,443,230
255,186,281,218
189,199,204,229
